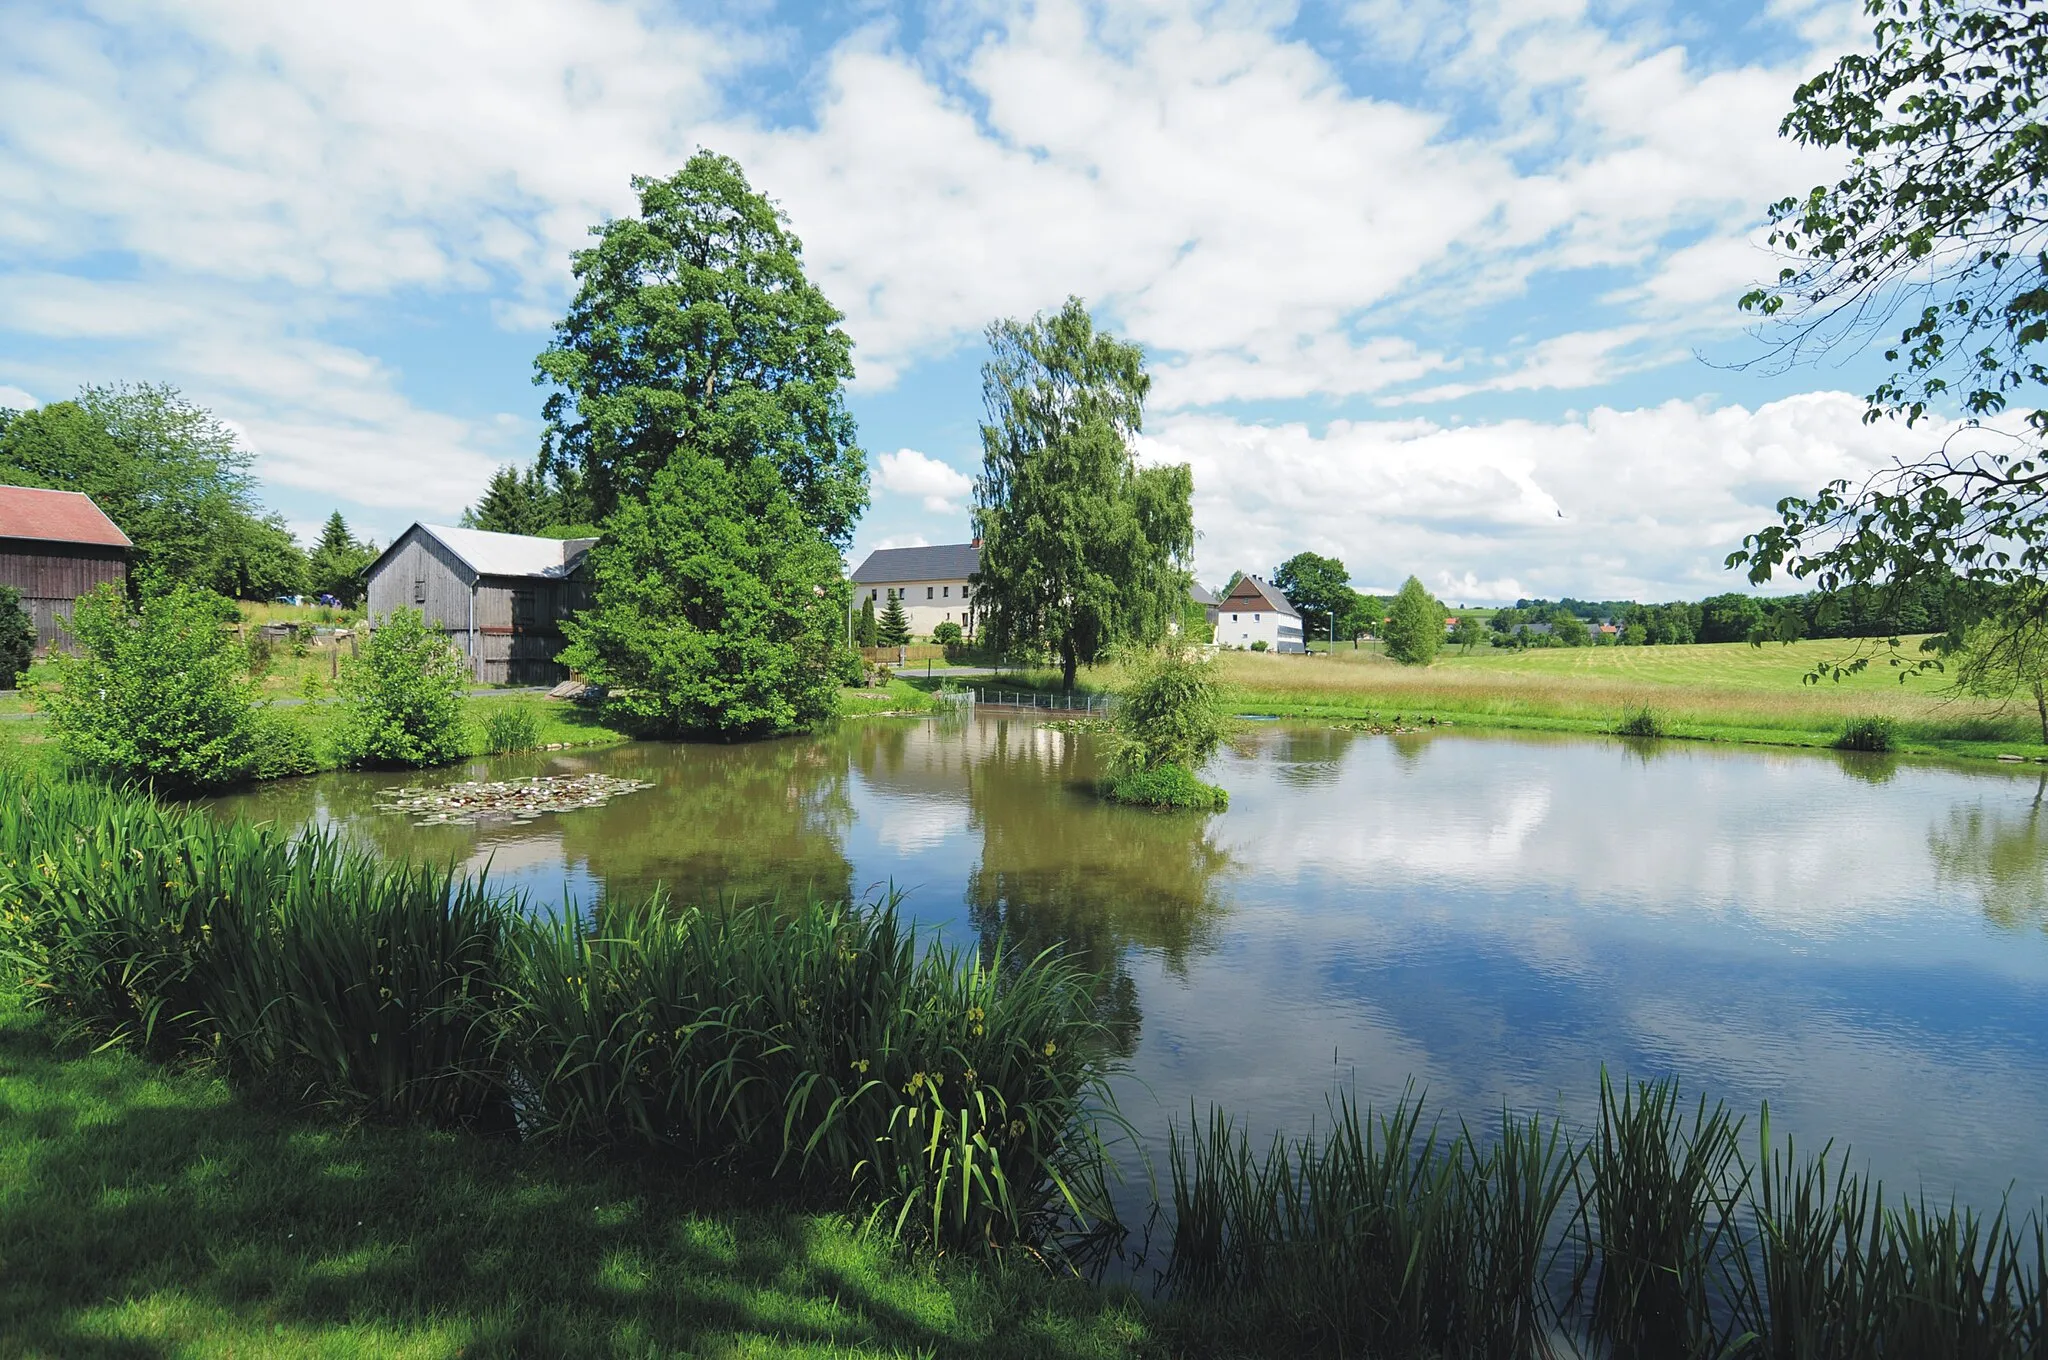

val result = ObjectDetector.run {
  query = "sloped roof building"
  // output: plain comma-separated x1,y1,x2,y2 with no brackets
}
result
0,485,132,653
365,523,596,685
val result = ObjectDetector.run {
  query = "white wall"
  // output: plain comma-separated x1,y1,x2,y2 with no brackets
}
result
1217,605,1304,652
860,579,978,637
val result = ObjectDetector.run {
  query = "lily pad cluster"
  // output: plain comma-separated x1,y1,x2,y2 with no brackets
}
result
375,774,654,826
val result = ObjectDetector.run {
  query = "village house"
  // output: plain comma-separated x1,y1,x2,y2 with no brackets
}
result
1217,574,1305,652
0,485,131,653
850,541,982,638
364,524,594,685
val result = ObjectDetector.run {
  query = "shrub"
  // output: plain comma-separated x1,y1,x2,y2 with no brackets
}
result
1250,639,1269,652
933,620,963,646
1616,705,1667,738
0,585,31,688
334,607,470,768
36,582,261,790
1102,761,1229,810
248,708,318,779
1834,715,1897,752
479,703,541,754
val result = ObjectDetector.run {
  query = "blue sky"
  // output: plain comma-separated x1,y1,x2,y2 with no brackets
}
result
0,0,1954,601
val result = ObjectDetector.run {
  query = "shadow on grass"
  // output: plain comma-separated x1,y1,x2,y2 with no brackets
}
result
0,1001,1158,1359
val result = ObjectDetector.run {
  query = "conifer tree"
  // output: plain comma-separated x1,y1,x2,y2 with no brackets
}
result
878,592,912,647
857,594,879,647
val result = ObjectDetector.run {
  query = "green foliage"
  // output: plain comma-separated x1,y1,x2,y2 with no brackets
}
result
560,450,844,739
1101,761,1229,811
1115,649,1226,771
1835,714,1899,752
0,585,31,688
247,708,318,780
973,297,1195,691
307,511,377,606
1248,639,1268,652
856,593,879,647
1950,602,2048,742
459,464,582,536
1383,576,1443,666
534,151,867,541
1271,552,1354,643
1179,594,1214,643
0,384,306,599
933,620,963,646
1616,705,1668,739
1449,615,1484,651
36,583,263,790
0,775,1120,1255
334,607,470,768
480,704,542,754
877,591,912,647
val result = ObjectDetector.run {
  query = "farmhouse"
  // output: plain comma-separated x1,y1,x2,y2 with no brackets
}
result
851,541,981,638
365,524,594,685
0,485,131,652
1217,574,1305,652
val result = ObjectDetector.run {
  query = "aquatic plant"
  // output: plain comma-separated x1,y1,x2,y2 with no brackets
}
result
480,703,542,754
1616,704,1669,738
1101,761,1228,810
1835,715,1899,752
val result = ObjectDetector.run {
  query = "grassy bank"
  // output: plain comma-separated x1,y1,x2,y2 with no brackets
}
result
997,639,2048,762
0,986,1158,1359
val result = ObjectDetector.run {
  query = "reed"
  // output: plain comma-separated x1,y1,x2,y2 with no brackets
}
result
0,774,1117,1253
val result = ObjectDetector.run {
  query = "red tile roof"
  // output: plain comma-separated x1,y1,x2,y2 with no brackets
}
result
0,485,133,549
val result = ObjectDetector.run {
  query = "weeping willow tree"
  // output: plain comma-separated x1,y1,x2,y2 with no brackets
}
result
971,298,1194,691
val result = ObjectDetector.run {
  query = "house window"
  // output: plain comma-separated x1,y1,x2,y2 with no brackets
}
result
943,585,950,598
1232,613,1238,621
870,589,878,600
413,574,427,604
1254,612,1261,621
963,585,972,599
926,586,934,600
512,591,536,630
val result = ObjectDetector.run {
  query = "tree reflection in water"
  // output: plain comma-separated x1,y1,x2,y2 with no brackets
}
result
1929,770,2048,933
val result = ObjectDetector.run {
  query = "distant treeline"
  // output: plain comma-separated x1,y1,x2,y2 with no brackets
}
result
1485,576,1961,647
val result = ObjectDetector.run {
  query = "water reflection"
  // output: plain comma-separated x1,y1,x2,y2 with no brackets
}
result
1931,769,2048,933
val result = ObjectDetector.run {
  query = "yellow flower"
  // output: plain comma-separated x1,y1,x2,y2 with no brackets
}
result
963,1067,978,1085
850,1058,871,1074
1042,1041,1057,1058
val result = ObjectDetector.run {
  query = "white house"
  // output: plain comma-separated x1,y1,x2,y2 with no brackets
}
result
1217,574,1305,652
851,541,981,637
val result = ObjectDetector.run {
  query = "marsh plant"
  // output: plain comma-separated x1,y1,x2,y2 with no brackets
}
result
1835,714,1899,753
479,703,542,754
1102,646,1228,809
0,775,1120,1254
1616,704,1669,739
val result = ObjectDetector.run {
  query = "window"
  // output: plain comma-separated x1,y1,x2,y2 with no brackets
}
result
943,585,950,598
1231,613,1238,621
963,585,972,599
926,586,934,600
512,591,536,630
1254,612,1261,621
870,589,878,600
413,574,427,604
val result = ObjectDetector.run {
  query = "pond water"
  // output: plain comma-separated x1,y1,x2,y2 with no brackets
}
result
209,715,2048,1221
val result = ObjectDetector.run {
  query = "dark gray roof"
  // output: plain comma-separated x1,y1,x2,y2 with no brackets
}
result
851,542,980,583
1189,582,1218,605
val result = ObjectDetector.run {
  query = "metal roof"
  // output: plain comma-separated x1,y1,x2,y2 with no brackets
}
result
0,485,132,549
408,524,591,579
1189,581,1218,605
850,542,980,584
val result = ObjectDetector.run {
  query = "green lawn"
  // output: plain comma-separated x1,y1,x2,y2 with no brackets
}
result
0,989,1163,1360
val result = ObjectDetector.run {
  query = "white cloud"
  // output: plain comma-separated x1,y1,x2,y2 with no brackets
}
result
873,447,974,512
0,385,37,410
1143,390,1967,600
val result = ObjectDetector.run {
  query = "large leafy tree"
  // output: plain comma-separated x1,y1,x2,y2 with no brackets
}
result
1735,0,2048,645
972,298,1195,691
559,448,846,738
1272,552,1356,646
1383,576,1443,666
308,511,378,606
0,383,305,598
534,151,867,543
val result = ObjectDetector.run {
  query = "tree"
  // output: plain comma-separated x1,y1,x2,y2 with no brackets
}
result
1383,576,1442,665
1103,645,1229,809
0,384,305,599
1952,599,2048,742
334,607,470,768
1733,1,2048,647
972,298,1195,691
559,449,845,738
0,586,31,688
856,594,879,647
36,583,261,789
1698,593,1765,644
1553,613,1591,647
933,620,963,647
1450,615,1484,651
877,591,911,647
463,465,552,535
1272,552,1354,646
308,511,377,606
534,151,867,542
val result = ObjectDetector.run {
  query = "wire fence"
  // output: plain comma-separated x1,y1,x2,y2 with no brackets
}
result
944,687,1116,715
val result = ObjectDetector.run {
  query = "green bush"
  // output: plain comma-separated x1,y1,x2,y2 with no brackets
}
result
1834,715,1897,752
1102,760,1229,810
1115,648,1226,771
248,708,318,779
0,584,31,688
479,704,541,754
1616,705,1667,738
933,620,963,646
35,583,261,790
334,607,470,768
1250,639,1269,652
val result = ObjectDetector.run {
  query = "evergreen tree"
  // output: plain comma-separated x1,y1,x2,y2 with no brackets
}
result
1383,576,1443,666
308,511,377,606
857,594,879,647
461,464,566,535
877,592,912,647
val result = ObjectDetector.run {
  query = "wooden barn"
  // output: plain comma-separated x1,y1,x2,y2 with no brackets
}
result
0,484,132,653
364,524,595,685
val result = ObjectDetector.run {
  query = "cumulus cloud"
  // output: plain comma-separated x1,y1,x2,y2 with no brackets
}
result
873,447,974,513
1143,391,1959,601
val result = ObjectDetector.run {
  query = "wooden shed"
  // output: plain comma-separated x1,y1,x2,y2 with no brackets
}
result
364,524,595,686
0,484,132,653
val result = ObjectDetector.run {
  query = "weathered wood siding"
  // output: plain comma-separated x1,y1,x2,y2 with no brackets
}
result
364,528,588,684
0,539,128,652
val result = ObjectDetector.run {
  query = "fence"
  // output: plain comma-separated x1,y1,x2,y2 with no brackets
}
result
956,686,1115,715
861,644,948,664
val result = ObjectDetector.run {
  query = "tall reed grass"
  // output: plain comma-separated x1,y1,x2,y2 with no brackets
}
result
0,774,1119,1253
1167,1076,2048,1358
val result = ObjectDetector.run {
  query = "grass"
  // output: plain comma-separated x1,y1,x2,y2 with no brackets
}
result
1099,763,1229,811
0,984,1162,1359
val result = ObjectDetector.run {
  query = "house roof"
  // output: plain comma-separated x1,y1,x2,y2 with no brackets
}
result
1222,574,1298,618
381,524,593,581
0,485,132,549
1189,582,1218,606
851,542,980,584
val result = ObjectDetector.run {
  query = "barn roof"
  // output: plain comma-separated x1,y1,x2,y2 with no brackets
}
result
851,542,980,584
390,524,592,580
0,485,132,549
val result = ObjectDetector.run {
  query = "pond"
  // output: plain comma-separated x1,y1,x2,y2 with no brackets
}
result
209,714,2048,1223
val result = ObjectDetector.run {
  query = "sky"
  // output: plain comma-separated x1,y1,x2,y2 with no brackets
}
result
0,0,1962,602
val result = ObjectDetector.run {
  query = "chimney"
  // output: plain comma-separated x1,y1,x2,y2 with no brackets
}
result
972,536,983,549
